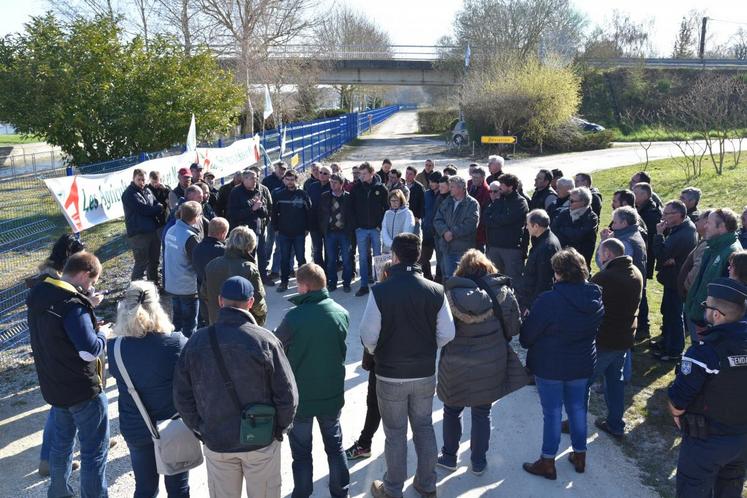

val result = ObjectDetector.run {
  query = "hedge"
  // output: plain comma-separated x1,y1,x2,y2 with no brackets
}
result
417,108,460,133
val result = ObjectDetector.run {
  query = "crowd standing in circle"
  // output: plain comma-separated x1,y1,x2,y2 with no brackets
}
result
23,155,747,498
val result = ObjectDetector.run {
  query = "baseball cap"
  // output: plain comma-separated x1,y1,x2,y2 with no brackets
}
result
177,167,192,177
220,276,255,301
190,162,203,170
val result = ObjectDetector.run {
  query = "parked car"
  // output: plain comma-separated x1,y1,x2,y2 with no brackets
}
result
451,120,470,145
571,117,605,133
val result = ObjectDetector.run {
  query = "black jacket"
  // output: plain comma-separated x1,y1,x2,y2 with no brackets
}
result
306,181,331,231
551,207,599,267
371,264,446,378
319,190,354,236
192,236,226,286
122,182,163,237
262,174,284,195
227,184,270,231
637,198,663,278
27,279,104,407
590,187,603,219
216,181,238,218
351,180,389,230
483,191,528,249
145,184,170,227
517,229,561,311
529,186,557,211
654,219,698,288
591,256,643,351
272,188,312,236
406,180,426,220
173,307,298,453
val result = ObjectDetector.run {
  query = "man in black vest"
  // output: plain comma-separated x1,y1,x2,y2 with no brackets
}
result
667,278,747,498
529,169,557,211
361,233,456,498
27,252,110,498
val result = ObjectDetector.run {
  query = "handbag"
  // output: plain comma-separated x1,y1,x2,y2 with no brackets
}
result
208,326,277,448
113,337,204,475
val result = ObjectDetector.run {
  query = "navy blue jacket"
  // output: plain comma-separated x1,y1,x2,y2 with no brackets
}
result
520,281,604,380
192,236,226,286
108,332,187,443
122,182,162,237
306,181,331,231
422,189,441,245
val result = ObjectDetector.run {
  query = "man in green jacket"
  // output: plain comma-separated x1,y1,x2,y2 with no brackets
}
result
275,263,350,498
684,208,743,341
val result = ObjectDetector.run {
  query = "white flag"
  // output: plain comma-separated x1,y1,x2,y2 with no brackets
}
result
465,44,471,68
263,85,274,121
280,125,287,158
186,114,197,152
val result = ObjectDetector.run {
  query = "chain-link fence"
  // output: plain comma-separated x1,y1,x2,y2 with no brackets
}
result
0,105,401,369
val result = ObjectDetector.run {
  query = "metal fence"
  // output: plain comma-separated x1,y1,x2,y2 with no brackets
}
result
0,105,400,368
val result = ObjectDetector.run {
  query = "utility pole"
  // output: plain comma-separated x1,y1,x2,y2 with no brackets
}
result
698,17,708,60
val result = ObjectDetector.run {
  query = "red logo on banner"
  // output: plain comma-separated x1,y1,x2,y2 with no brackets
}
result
63,176,84,232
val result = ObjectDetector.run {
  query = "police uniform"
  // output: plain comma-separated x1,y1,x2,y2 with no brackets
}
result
668,278,747,498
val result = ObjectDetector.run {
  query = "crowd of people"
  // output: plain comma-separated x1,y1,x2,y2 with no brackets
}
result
24,155,747,498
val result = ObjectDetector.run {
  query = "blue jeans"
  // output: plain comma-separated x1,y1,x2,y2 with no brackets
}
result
325,231,352,287
278,233,307,283
310,231,325,268
355,228,381,287
48,392,109,498
441,404,492,468
288,413,349,498
171,295,198,338
440,252,461,280
41,411,55,461
587,350,626,435
376,376,437,498
661,286,686,356
128,438,190,498
535,377,588,457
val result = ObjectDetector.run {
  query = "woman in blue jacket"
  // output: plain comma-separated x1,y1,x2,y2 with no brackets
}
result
520,248,604,480
107,281,189,497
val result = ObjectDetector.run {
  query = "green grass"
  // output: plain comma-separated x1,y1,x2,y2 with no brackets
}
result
0,134,44,146
610,126,747,143
588,153,746,497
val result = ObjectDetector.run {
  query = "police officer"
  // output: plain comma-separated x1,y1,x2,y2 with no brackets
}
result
667,277,747,498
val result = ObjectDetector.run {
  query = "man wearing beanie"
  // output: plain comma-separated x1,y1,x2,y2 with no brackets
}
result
174,276,298,498
667,278,747,498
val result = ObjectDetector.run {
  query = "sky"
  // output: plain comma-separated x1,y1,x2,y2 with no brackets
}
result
0,0,743,56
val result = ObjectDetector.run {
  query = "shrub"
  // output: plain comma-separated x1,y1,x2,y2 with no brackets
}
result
315,108,347,119
544,122,614,152
417,108,460,133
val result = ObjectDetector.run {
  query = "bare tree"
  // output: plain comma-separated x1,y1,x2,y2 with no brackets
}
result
153,0,212,55
672,16,697,58
583,11,653,58
199,0,317,134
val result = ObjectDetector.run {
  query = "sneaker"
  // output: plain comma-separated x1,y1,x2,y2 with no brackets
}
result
277,282,288,292
355,286,369,297
436,454,457,472
345,441,371,460
343,285,351,293
470,462,487,476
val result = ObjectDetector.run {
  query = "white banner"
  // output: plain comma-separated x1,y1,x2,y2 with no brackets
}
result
44,136,262,233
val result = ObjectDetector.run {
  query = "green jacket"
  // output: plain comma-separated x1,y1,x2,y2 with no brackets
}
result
275,289,348,418
685,231,743,323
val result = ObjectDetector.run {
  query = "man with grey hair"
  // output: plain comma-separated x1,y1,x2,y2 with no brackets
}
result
518,209,561,313
652,200,698,361
549,177,575,221
550,186,599,267
598,206,647,277
679,187,701,223
303,162,321,191
307,164,332,268
433,176,480,279
486,155,504,184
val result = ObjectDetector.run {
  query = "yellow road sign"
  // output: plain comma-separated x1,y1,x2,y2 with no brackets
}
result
481,136,516,144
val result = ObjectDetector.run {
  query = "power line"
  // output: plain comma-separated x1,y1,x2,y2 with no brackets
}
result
707,18,747,27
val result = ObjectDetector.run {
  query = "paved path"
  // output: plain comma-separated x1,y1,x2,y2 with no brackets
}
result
0,110,661,497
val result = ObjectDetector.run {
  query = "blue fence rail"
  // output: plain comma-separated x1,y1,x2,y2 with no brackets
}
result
0,105,401,363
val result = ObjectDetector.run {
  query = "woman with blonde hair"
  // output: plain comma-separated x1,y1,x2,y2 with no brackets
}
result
436,249,528,475
107,280,190,497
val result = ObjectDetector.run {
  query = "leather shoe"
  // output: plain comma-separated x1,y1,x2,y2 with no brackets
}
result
522,457,557,480
568,451,586,473
595,418,624,440
370,480,396,498
413,481,437,498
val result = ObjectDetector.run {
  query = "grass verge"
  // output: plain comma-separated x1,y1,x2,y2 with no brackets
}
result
0,134,44,146
589,153,746,497
610,127,747,143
